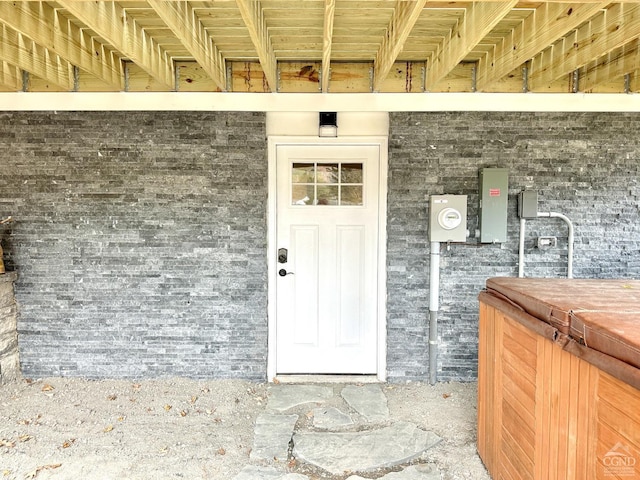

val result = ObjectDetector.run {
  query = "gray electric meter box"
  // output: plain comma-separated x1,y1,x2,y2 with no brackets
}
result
429,195,468,242
479,168,508,243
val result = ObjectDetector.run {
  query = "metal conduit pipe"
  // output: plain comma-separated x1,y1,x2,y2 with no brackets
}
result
429,241,440,385
537,212,574,279
518,218,526,278
518,212,574,279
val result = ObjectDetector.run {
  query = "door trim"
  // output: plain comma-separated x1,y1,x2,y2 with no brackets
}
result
267,136,388,382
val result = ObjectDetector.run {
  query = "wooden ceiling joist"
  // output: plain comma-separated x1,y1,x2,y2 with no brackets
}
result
0,24,74,91
426,1,517,90
148,0,227,91
0,60,21,91
0,1,640,95
530,3,640,90
476,2,610,91
581,40,640,91
321,0,336,93
235,0,278,91
58,0,175,91
0,2,123,90
372,0,427,92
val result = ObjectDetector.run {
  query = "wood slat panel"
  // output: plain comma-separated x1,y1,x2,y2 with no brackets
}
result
502,355,536,401
479,297,640,480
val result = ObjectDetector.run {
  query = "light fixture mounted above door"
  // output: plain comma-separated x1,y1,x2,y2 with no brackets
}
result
319,112,337,137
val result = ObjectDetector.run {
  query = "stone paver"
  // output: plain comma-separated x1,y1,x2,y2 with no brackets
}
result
346,464,440,479
292,421,442,475
267,385,333,412
312,406,354,429
341,384,389,421
250,413,299,461
233,465,309,480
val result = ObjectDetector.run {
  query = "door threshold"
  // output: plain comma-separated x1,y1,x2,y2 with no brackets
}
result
273,375,381,384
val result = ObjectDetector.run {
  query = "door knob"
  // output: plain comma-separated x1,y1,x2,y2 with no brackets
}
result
278,269,294,277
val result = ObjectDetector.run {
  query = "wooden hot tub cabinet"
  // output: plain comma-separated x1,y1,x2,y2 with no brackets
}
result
477,278,640,480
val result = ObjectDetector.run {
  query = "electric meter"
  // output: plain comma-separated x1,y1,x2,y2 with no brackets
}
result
438,207,463,230
429,195,467,242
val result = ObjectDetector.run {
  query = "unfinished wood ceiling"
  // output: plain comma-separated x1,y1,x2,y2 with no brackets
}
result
2,1,640,94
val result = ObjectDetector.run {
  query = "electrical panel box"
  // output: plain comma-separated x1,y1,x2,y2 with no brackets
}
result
519,190,538,219
479,168,508,243
429,195,467,242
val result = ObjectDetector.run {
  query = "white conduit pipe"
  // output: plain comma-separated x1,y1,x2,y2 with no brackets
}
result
518,218,526,278
537,212,574,279
429,241,440,385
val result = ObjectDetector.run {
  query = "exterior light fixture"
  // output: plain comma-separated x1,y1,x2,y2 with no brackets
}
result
319,112,337,137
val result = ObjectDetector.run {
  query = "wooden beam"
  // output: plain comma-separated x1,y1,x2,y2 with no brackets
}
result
0,60,21,91
427,1,517,90
580,40,640,92
530,3,640,90
0,24,74,91
321,0,336,93
235,0,278,92
372,0,427,92
476,2,609,91
58,1,174,90
0,2,123,89
148,0,226,91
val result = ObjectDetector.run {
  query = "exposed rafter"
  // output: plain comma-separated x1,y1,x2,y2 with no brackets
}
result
235,0,278,92
321,0,336,93
372,0,427,92
581,40,640,91
0,60,21,91
148,0,226,91
427,1,517,90
58,0,174,90
0,24,74,90
0,1,640,95
530,3,640,90
476,2,609,91
0,2,123,89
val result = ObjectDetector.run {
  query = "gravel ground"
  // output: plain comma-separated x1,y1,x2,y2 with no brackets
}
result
0,377,489,480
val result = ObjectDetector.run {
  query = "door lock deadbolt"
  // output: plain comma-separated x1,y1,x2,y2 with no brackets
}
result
278,248,288,264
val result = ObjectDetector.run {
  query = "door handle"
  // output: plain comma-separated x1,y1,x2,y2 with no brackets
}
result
278,269,294,277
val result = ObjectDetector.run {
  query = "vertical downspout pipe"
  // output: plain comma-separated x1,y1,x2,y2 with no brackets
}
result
429,241,440,385
537,212,574,279
518,218,526,278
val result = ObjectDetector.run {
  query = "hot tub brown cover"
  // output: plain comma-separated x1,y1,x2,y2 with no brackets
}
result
485,277,640,370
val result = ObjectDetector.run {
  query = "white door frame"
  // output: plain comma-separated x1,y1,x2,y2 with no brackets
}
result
267,136,388,382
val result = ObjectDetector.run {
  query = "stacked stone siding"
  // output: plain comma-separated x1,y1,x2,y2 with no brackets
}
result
0,111,638,381
387,112,640,381
0,112,267,379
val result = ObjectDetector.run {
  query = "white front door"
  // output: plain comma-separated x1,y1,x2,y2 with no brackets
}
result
275,144,380,374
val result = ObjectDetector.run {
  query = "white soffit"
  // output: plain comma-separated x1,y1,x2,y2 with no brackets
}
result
1,93,640,112
266,112,389,137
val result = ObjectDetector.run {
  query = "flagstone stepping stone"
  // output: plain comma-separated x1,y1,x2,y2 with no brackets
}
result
233,465,309,480
292,421,442,475
250,413,299,461
312,406,354,429
341,384,389,422
267,385,333,412
346,464,441,479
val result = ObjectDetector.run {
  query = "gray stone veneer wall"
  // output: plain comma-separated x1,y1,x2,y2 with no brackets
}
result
0,112,267,379
387,112,640,381
1,111,639,382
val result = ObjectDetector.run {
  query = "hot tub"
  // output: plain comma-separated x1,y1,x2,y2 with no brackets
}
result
477,278,640,480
